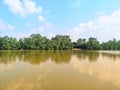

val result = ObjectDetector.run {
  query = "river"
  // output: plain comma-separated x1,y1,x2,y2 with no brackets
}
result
0,50,120,90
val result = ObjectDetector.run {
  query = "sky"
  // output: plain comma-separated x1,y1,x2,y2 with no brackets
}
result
0,0,120,42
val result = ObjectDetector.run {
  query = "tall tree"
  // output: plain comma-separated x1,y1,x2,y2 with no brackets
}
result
86,37,101,50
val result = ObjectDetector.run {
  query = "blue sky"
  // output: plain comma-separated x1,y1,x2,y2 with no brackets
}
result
0,0,120,42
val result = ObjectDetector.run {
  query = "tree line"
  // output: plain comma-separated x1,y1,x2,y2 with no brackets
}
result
74,37,120,50
0,34,72,50
0,34,120,50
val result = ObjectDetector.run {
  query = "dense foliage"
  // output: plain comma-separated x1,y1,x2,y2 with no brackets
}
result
0,34,72,50
0,34,120,50
73,37,120,50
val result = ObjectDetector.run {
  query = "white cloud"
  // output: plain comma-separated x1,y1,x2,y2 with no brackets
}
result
4,0,42,17
0,20,15,30
69,9,120,42
0,21,7,30
70,0,81,7
24,0,42,14
37,22,53,33
12,22,53,39
38,15,46,22
38,26,45,32
4,0,25,17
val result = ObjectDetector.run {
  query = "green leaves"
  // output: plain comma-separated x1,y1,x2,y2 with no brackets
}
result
0,34,119,50
0,34,72,50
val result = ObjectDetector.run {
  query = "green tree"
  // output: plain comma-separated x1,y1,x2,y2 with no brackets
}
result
9,37,18,49
18,39,24,50
23,37,33,49
1,36,11,50
86,37,101,50
52,35,72,50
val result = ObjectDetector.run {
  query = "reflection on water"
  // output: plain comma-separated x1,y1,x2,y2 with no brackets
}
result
0,50,72,65
0,50,120,90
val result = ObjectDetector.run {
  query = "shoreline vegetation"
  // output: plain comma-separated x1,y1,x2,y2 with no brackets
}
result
0,34,120,50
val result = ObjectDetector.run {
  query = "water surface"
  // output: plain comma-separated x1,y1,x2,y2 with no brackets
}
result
0,50,120,90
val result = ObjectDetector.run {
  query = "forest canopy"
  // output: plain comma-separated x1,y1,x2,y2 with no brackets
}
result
0,34,119,50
